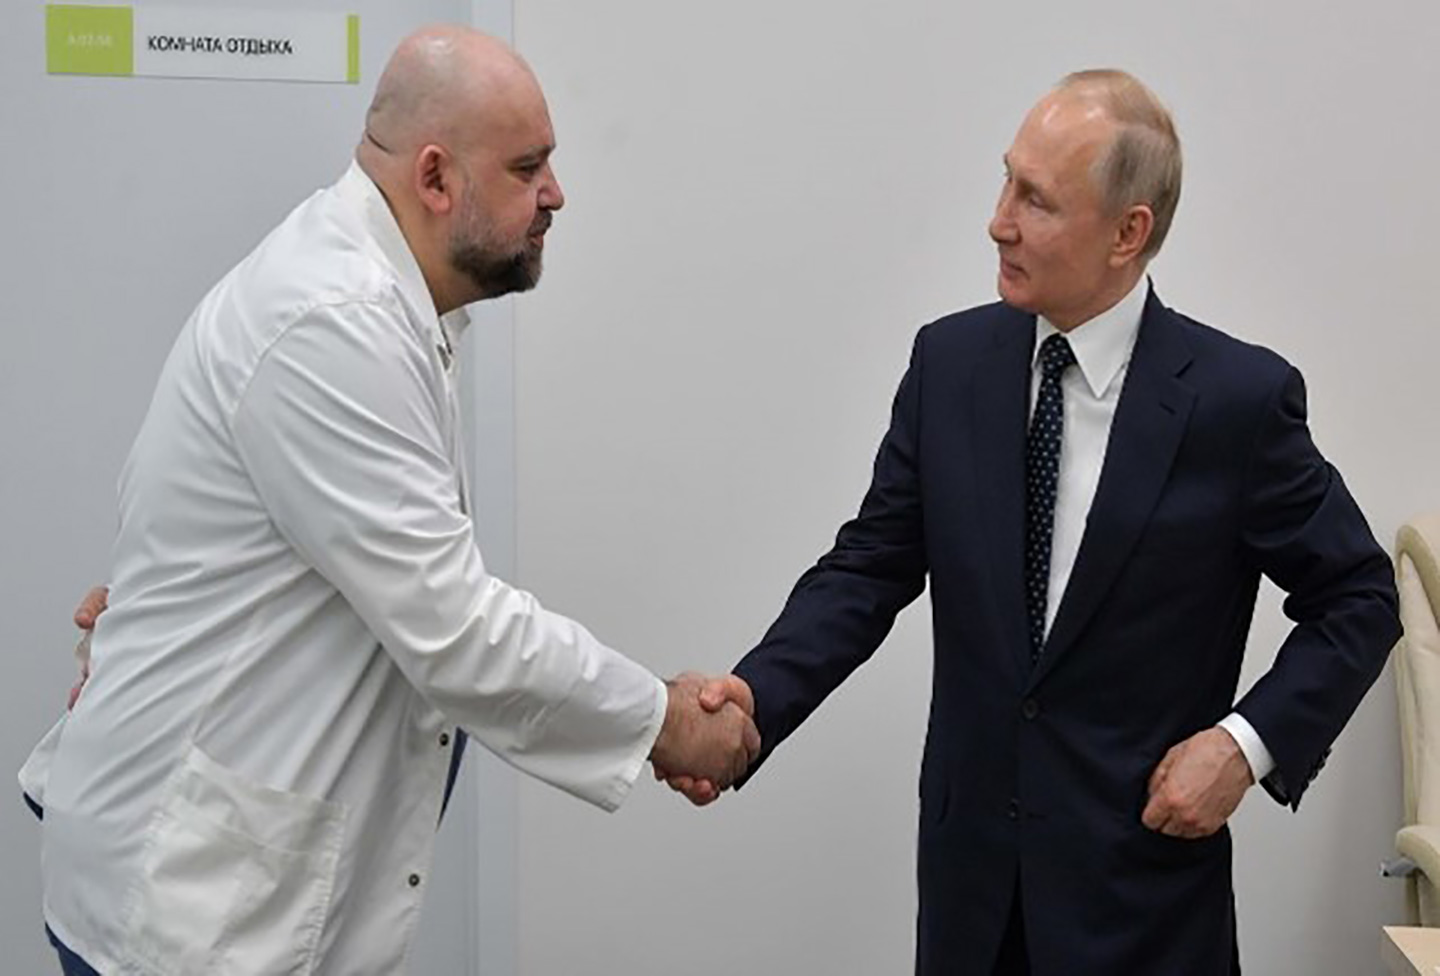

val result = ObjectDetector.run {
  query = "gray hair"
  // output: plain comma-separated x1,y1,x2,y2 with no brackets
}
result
1059,69,1182,260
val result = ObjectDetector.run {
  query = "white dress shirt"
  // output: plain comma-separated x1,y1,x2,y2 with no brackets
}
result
21,162,666,975
1030,276,1273,782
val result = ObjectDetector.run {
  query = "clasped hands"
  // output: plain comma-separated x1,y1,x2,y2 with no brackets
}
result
67,587,759,805
649,672,757,806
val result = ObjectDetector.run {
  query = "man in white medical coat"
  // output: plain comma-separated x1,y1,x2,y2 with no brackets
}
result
21,27,754,975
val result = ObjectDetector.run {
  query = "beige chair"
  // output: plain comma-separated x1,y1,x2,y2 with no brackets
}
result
1393,511,1440,925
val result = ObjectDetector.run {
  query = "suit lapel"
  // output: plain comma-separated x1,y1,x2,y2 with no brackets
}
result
1030,291,1196,687
970,308,1037,683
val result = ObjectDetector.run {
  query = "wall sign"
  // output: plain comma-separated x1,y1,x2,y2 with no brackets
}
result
47,4,360,83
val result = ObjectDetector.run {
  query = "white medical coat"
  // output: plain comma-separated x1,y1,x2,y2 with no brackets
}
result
21,163,666,975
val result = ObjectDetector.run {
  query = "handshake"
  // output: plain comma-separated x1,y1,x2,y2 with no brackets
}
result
648,672,758,807
65,587,761,807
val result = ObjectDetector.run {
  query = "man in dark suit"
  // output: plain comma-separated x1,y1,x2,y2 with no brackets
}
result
659,70,1400,974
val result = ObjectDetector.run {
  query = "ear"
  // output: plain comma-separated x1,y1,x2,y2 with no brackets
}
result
1110,203,1155,268
413,144,460,218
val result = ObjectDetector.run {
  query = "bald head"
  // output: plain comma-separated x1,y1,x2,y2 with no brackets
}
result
362,27,539,162
356,26,564,315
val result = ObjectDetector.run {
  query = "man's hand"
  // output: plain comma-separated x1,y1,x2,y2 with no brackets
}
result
649,672,759,802
68,586,108,710
1141,727,1253,838
653,673,755,807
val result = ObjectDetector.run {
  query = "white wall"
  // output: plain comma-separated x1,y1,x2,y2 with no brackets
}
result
510,1,1440,973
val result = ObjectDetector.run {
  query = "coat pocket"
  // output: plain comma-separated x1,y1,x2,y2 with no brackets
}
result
119,745,346,976
1124,818,1231,869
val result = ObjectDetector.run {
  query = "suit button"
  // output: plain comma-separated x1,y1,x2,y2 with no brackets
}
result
1021,698,1040,720
408,873,422,888
439,732,451,747
1007,799,1020,821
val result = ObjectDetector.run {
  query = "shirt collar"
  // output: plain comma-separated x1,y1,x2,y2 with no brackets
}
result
438,308,470,367
333,162,472,363
1032,275,1149,398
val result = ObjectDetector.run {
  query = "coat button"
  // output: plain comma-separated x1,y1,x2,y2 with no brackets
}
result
439,732,451,747
1007,799,1020,821
1021,698,1040,720
408,874,422,888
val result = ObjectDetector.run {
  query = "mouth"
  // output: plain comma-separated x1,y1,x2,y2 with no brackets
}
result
998,256,1024,280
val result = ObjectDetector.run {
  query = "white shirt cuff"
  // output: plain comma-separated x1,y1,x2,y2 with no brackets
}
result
1217,712,1275,783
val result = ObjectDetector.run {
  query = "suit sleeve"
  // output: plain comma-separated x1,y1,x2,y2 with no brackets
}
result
733,328,931,781
1233,365,1400,810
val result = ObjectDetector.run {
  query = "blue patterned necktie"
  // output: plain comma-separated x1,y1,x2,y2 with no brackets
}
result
1024,333,1077,662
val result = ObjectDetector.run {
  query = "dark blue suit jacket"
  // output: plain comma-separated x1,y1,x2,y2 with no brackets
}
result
732,289,1399,975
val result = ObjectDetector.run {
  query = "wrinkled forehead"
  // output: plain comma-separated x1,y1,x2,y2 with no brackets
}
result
1009,93,1115,186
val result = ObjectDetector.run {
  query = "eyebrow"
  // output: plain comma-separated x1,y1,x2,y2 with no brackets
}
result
513,144,555,166
1003,155,1048,199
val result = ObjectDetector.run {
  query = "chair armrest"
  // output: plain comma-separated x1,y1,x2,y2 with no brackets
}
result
1397,825,1440,883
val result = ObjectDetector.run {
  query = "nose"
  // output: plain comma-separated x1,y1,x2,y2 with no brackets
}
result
989,184,1018,245
539,162,565,212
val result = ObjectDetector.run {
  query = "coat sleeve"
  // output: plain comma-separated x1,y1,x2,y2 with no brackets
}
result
1233,365,1400,810
231,297,665,812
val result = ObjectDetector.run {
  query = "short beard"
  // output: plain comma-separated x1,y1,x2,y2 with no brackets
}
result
450,238,542,300
448,182,545,300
